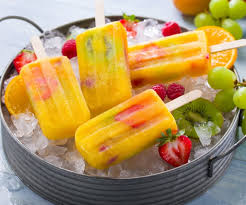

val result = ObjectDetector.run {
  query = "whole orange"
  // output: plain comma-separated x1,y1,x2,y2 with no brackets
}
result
173,0,211,16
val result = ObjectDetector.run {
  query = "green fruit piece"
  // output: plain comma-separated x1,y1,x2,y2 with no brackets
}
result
214,88,236,112
221,19,243,40
194,13,216,28
229,0,246,20
241,110,246,135
172,98,224,139
208,67,236,89
209,0,229,19
233,87,246,109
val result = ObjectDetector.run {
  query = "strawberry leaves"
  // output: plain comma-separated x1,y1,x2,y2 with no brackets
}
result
122,13,139,23
157,128,185,146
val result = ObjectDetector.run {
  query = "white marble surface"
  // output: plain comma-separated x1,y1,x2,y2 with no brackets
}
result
0,0,246,204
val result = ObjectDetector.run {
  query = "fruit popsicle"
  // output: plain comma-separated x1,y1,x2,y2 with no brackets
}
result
128,30,211,87
76,21,132,116
20,56,90,140
75,89,177,169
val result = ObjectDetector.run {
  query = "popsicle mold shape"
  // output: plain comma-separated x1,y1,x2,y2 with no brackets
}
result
76,21,132,116
75,89,177,169
20,56,90,140
129,31,211,87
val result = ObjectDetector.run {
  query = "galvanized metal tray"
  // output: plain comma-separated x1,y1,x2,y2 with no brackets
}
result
0,16,244,205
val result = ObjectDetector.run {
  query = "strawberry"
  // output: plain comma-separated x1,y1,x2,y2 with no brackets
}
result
157,129,192,167
120,13,139,37
61,39,77,59
13,50,37,73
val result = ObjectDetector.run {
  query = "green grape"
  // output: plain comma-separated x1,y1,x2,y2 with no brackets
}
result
214,88,235,112
222,19,243,40
233,87,246,109
194,13,216,28
209,0,229,19
208,67,236,89
229,0,246,20
241,110,246,135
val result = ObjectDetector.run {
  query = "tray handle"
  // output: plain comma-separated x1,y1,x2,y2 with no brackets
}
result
0,16,44,78
208,110,246,177
0,16,44,33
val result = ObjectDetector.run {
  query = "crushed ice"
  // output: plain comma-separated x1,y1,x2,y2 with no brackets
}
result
1,19,236,178
128,19,163,45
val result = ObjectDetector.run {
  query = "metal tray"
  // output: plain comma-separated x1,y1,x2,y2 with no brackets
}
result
0,16,243,205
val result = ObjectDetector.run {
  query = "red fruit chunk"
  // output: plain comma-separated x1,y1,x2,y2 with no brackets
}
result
159,135,192,167
13,50,37,73
32,67,58,101
107,156,118,165
162,21,181,37
167,83,185,100
152,84,167,101
62,39,77,59
99,145,108,152
131,78,144,87
115,104,146,128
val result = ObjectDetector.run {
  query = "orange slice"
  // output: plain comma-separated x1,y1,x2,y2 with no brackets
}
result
5,75,33,115
197,26,237,69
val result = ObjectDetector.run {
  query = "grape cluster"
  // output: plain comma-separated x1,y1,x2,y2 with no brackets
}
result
194,0,245,39
208,67,246,134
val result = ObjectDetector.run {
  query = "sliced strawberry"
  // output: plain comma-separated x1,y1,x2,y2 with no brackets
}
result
120,13,139,37
158,129,192,167
13,50,37,73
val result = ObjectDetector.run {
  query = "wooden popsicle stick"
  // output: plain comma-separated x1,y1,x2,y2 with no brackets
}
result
210,39,246,53
95,0,105,27
166,90,202,112
30,36,47,59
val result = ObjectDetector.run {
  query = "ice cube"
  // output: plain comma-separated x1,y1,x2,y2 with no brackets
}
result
20,137,37,153
65,138,76,152
194,123,212,146
142,19,163,39
11,113,38,138
194,146,210,159
44,155,63,168
43,31,66,57
176,76,217,101
194,121,220,147
67,25,86,39
120,170,131,178
49,138,68,146
128,19,163,45
108,164,122,178
63,151,85,174
35,128,49,150
38,145,67,157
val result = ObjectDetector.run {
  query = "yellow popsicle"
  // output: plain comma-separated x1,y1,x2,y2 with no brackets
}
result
76,21,132,116
75,89,177,169
128,31,211,87
20,56,90,140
